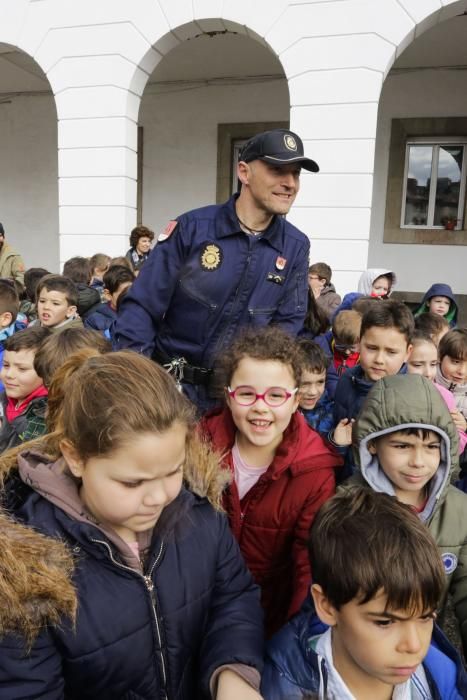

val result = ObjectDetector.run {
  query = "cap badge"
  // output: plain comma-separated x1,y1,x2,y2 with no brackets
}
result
284,134,297,152
200,243,222,271
275,256,287,271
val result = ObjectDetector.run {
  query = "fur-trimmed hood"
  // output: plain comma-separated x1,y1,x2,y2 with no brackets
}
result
0,432,229,642
0,508,76,643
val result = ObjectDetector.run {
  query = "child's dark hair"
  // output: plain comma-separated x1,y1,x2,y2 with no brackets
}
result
36,274,79,307
34,327,111,386
109,256,133,271
298,339,329,374
0,279,19,321
103,265,135,294
414,311,449,340
332,310,362,345
410,330,437,351
439,328,467,362
360,300,414,345
304,290,329,337
62,256,91,285
3,325,50,353
351,295,382,316
308,262,332,284
308,487,445,614
129,225,155,249
24,268,49,303
219,327,306,386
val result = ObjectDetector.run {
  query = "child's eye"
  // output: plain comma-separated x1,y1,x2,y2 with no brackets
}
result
374,619,394,627
120,481,142,488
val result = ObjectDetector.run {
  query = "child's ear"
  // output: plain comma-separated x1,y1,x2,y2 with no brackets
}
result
66,305,78,318
404,343,413,363
60,440,85,478
367,440,377,455
103,288,111,302
311,584,338,627
0,311,12,328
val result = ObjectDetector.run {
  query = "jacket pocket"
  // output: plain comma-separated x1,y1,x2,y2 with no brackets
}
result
248,307,277,326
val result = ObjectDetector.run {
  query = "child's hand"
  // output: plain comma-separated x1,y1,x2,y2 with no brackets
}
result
216,670,263,700
333,418,354,446
451,410,467,432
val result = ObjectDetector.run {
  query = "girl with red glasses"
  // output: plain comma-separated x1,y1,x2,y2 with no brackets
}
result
200,327,342,637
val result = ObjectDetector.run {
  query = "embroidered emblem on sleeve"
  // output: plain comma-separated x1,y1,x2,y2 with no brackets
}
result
158,220,178,242
200,244,222,271
442,552,458,575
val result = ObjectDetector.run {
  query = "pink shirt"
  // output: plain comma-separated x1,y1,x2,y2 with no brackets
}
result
232,440,270,500
434,382,467,454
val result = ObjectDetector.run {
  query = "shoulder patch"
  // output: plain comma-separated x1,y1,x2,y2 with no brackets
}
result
442,552,458,575
158,220,178,242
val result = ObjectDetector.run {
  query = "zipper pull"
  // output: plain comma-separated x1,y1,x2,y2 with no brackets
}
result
144,575,154,592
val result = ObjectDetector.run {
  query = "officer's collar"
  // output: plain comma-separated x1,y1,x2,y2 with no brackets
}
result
216,195,284,252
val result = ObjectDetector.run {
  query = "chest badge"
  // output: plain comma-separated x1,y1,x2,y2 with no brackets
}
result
275,256,287,271
200,243,222,271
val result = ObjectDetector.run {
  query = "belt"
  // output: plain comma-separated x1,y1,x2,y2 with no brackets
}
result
152,349,214,387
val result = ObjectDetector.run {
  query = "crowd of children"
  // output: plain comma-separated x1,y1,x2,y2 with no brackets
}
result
0,246,466,699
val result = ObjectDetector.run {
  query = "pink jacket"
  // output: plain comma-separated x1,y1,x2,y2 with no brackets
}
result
435,382,467,454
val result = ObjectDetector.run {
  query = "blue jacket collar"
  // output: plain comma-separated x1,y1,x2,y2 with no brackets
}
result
216,195,285,252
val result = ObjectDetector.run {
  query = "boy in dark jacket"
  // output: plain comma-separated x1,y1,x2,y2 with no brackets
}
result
331,300,414,451
297,340,334,437
85,265,135,333
315,310,361,399
0,326,50,452
261,488,467,700
414,283,458,328
0,279,28,395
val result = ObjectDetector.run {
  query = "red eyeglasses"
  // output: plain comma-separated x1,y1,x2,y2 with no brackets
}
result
227,385,298,407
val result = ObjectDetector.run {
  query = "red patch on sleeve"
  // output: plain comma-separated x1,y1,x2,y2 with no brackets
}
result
159,220,178,242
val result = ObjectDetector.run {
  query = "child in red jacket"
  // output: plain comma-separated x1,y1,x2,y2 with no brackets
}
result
201,327,342,637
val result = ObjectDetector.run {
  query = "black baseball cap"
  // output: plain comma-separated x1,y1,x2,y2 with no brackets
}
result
239,129,319,173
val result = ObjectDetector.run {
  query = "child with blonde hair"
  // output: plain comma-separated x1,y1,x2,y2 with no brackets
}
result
0,352,264,699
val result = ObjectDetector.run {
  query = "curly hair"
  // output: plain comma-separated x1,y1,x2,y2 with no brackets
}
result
218,326,306,387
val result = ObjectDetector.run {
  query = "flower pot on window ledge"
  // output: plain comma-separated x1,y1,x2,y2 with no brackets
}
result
442,217,458,231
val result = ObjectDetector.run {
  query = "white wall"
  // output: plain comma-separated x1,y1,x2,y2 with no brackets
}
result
0,93,59,271
370,67,467,294
140,78,289,234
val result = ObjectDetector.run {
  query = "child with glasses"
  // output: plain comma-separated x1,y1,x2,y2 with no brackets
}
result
200,327,342,637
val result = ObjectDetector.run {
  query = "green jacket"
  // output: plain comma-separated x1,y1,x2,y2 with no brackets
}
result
342,374,467,652
0,243,25,284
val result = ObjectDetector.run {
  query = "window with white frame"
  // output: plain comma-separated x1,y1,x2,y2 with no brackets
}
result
401,140,467,230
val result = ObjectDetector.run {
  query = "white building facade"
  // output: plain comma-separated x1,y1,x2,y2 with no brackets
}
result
0,0,466,297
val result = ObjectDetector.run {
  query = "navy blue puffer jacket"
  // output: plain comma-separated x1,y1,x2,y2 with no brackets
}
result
0,468,264,699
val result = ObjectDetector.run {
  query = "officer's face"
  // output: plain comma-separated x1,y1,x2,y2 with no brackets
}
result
239,160,301,216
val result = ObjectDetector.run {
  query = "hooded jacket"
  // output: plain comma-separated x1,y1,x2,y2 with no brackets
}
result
357,268,396,297
414,284,458,328
261,605,467,699
0,442,264,700
315,283,341,321
84,301,116,332
344,374,467,653
201,408,341,637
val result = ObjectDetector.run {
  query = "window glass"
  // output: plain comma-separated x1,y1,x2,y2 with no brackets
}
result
433,146,463,226
404,145,433,226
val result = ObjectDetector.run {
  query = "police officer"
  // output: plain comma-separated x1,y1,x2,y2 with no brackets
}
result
113,128,319,410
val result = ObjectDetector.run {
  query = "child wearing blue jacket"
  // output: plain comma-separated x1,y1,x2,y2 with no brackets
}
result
261,488,467,700
0,352,264,700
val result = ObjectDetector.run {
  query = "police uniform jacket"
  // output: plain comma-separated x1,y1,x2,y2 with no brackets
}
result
113,195,310,369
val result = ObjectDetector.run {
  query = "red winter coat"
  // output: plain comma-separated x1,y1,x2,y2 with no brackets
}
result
201,408,341,637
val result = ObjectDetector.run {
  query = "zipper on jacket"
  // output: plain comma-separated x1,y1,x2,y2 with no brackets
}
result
90,538,169,700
